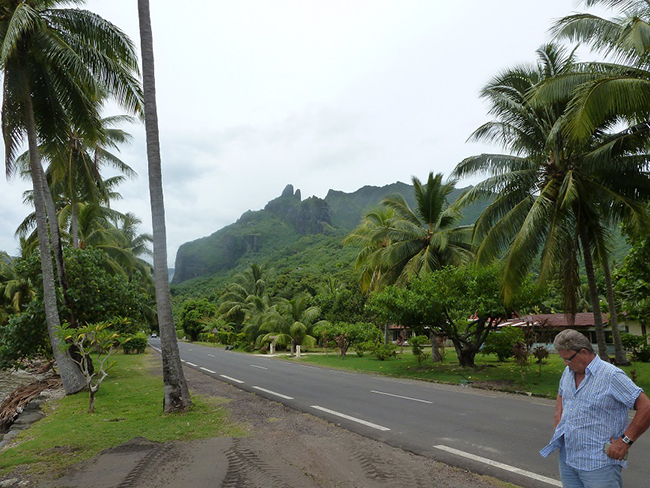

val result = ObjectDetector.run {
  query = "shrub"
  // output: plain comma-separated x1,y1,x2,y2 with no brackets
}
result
354,341,374,357
123,333,148,354
410,335,430,365
532,345,549,364
482,327,525,361
374,343,397,361
621,333,650,362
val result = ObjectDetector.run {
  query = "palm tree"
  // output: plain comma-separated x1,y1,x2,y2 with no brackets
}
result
545,0,650,140
138,0,190,412
1,1,142,393
453,44,650,362
345,172,473,293
258,294,327,355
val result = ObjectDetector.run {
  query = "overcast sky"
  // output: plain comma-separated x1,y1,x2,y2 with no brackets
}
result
0,1,605,267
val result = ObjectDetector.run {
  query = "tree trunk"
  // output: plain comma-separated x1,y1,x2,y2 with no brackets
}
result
24,96,85,394
579,230,609,360
601,256,629,365
451,340,476,368
429,331,442,362
138,0,190,412
71,202,80,249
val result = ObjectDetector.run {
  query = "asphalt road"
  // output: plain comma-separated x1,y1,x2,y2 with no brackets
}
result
149,339,650,488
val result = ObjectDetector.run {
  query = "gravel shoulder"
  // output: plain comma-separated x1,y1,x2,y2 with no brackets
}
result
13,354,518,488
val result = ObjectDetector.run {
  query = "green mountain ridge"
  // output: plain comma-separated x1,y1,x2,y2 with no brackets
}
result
171,181,484,288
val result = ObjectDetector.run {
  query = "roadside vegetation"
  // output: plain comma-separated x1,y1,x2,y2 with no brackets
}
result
0,352,243,478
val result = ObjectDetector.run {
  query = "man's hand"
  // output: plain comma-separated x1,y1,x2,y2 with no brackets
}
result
606,437,630,461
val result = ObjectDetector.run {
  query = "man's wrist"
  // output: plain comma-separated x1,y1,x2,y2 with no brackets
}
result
622,434,634,446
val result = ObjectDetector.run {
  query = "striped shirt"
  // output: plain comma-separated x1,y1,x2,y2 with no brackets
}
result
540,355,642,470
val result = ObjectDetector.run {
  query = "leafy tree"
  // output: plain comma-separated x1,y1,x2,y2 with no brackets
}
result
345,173,473,292
0,247,150,368
138,0,190,411
615,233,650,328
179,299,217,342
1,0,142,393
404,264,539,368
313,321,381,358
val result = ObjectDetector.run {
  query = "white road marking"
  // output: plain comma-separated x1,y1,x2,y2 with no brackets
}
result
433,445,561,487
188,349,193,351
311,406,391,431
532,402,552,407
251,364,268,370
200,367,216,374
220,375,244,384
208,354,216,357
186,362,197,367
253,386,293,399
371,390,433,404
181,359,186,363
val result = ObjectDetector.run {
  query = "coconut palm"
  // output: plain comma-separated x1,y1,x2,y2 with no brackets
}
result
1,0,143,393
453,43,650,362
545,0,650,139
258,294,327,355
345,173,473,293
138,0,189,411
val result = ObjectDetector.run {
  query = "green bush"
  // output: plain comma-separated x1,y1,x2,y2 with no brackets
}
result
123,333,148,354
621,333,650,362
482,327,525,361
374,343,397,361
354,341,374,357
410,335,430,365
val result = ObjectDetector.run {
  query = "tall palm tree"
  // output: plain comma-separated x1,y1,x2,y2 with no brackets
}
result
345,172,473,293
138,0,190,412
1,1,142,393
453,44,650,362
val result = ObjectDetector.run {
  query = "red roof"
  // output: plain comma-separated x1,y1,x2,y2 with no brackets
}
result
499,313,608,328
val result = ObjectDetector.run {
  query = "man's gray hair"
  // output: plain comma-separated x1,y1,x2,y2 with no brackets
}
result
553,329,594,354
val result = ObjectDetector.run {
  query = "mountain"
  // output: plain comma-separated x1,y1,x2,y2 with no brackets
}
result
171,181,482,285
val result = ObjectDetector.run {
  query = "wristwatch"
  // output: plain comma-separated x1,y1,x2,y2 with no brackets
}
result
622,435,634,446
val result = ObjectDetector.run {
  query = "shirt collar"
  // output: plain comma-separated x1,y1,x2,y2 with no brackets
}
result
584,353,601,375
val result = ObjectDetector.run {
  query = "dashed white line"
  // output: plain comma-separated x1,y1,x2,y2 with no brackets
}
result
371,390,433,404
311,406,390,431
253,386,293,399
208,354,216,358
250,364,268,370
200,367,216,374
186,362,197,367
188,349,193,351
220,375,244,384
433,445,561,487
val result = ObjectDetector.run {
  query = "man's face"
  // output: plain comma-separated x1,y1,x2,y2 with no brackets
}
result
558,348,592,374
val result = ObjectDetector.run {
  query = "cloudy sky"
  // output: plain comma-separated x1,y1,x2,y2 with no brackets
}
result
0,1,606,267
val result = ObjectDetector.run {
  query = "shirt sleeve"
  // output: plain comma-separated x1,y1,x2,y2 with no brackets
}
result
609,369,643,409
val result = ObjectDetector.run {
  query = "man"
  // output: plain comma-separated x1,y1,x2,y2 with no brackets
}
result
540,329,650,488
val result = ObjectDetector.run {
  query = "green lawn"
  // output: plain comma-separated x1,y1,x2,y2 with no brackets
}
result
0,351,245,477
290,348,650,398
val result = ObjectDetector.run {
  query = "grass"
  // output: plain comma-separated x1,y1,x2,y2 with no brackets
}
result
0,351,245,478
291,348,650,398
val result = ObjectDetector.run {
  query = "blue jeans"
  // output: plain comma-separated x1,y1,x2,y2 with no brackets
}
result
558,444,622,488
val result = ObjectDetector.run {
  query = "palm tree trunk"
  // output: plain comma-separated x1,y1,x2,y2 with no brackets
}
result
601,256,629,365
579,229,609,360
138,0,190,412
24,95,85,394
71,202,80,249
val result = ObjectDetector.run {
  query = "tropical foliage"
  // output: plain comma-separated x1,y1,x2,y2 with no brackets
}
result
345,172,473,292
